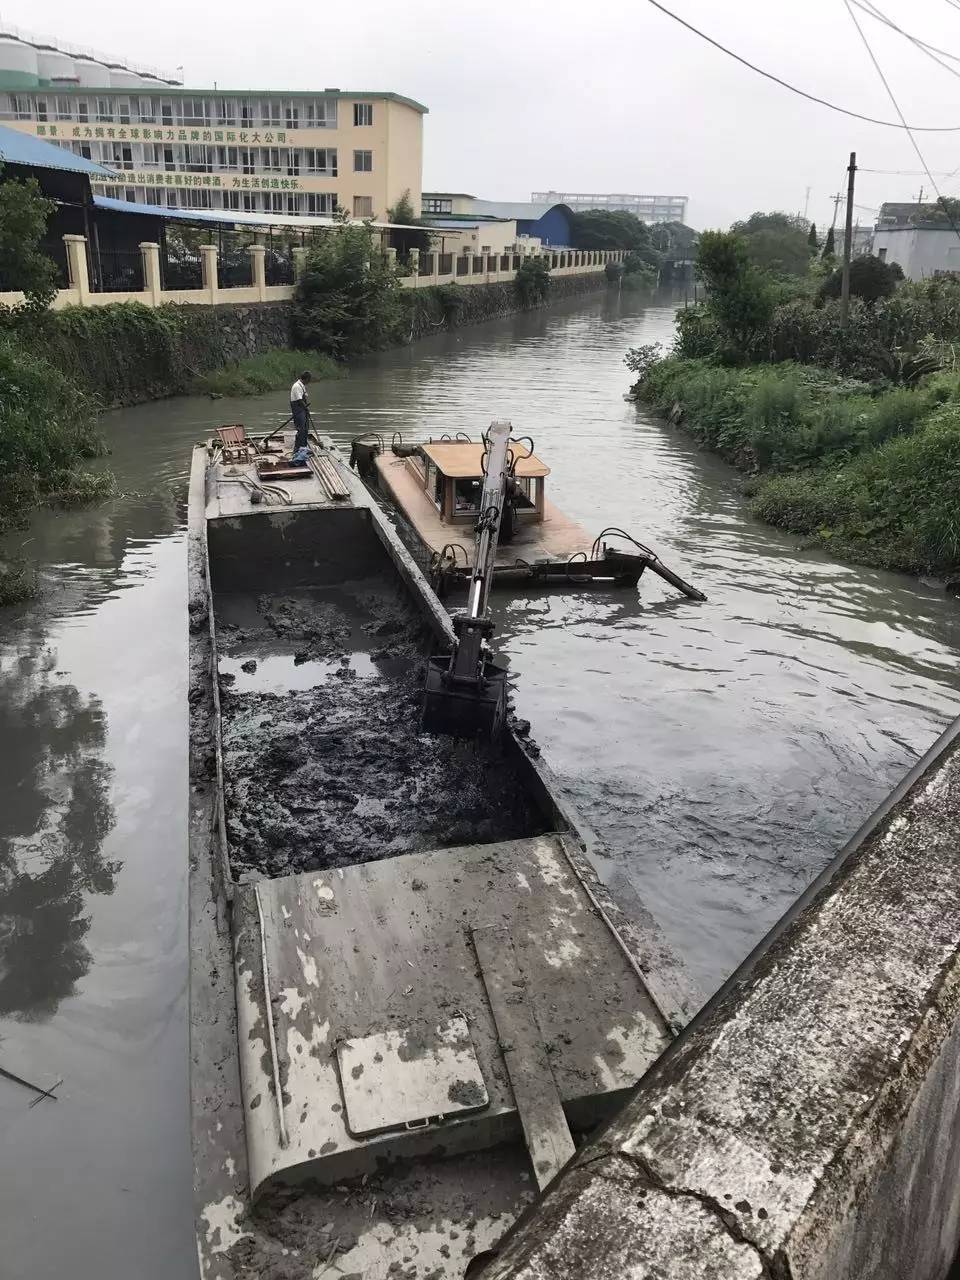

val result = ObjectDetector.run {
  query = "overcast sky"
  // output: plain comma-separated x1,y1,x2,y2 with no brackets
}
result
13,0,960,229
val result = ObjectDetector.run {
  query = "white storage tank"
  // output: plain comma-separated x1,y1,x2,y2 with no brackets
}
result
108,65,145,89
75,54,111,86
0,34,39,81
36,47,77,81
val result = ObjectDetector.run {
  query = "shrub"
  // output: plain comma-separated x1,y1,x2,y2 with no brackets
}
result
818,255,904,305
514,256,551,307
0,331,110,534
294,225,403,356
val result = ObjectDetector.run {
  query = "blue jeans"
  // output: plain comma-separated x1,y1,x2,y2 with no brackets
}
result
291,401,309,449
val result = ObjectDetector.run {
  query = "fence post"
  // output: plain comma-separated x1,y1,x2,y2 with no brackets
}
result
200,244,219,303
249,244,267,300
63,234,90,304
292,246,308,281
139,242,162,306
408,248,420,287
384,246,397,272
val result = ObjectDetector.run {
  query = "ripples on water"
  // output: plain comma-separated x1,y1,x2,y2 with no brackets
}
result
0,288,958,1279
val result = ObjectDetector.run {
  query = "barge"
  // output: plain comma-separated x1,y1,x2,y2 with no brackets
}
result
350,429,706,600
188,430,699,1278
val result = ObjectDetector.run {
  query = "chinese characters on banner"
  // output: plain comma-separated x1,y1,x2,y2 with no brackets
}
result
36,123,290,144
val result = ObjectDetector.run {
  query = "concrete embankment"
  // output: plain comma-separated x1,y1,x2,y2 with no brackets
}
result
35,272,610,409
480,718,960,1280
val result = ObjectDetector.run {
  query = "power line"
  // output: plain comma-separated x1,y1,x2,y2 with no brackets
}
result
843,0,960,243
852,0,960,69
645,0,960,131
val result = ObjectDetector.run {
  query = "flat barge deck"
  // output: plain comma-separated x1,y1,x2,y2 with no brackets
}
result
188,433,699,1278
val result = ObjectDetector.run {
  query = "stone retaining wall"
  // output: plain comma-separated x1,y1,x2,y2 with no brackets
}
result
480,718,960,1280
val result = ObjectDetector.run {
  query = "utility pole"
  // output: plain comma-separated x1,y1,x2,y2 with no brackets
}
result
916,185,925,205
803,186,811,221
830,191,843,229
840,151,857,327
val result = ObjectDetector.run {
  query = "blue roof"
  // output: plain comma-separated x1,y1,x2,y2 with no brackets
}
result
0,124,119,177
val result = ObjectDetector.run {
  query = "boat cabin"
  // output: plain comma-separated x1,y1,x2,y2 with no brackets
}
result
416,440,549,525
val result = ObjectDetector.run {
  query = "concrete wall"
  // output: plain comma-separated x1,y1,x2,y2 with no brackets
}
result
873,226,960,280
0,234,622,311
384,97,424,215
479,718,960,1280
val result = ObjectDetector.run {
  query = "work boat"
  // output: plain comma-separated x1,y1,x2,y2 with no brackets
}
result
188,425,698,1279
350,430,705,600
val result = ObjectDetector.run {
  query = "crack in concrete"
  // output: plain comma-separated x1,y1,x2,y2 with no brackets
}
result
584,1148,782,1280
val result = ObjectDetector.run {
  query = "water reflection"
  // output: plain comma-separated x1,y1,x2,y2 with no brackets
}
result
0,648,116,1019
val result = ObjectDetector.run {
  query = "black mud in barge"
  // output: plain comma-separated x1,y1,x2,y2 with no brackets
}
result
187,431,697,1278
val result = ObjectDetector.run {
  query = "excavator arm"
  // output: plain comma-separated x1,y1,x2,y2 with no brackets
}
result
421,421,513,738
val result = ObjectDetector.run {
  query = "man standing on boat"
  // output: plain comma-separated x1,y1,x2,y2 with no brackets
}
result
290,370,312,454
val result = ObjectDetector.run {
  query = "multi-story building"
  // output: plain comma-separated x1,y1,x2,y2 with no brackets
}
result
0,26,426,220
531,191,688,224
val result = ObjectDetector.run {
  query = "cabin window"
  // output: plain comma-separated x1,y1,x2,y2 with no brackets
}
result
514,477,536,509
454,478,482,511
425,461,441,508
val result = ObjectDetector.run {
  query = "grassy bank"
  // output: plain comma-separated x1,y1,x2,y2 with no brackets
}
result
635,355,960,577
189,349,341,396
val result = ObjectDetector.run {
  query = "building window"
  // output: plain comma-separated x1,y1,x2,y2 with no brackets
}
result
305,148,337,175
138,97,158,123
166,190,178,208
215,146,239,170
77,99,89,123
117,97,131,124
179,97,209,126
223,190,241,210
260,98,282,127
35,98,48,122
284,101,300,129
877,247,887,262
10,94,32,120
353,150,372,173
308,193,336,215
144,187,162,204
423,198,452,214
77,143,93,160
161,98,174,125
353,102,373,126
240,147,256,175
353,195,373,218
96,96,114,122
216,98,237,125
306,98,336,128
108,144,134,170
55,97,74,121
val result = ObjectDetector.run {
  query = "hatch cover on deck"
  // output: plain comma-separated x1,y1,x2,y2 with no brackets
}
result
336,1016,489,1138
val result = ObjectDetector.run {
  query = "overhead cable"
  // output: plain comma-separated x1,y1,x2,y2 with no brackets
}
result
844,0,960,243
646,0,960,131
852,0,960,68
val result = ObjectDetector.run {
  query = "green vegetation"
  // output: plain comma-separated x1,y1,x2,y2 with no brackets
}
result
730,211,812,279
629,209,960,578
293,224,404,356
632,354,960,576
0,163,59,307
822,226,836,260
0,329,112,600
190,349,341,396
514,256,551,307
818,254,903,304
386,190,433,266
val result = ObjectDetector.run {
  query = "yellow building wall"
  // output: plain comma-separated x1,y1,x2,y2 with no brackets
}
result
3,105,424,219
383,99,423,215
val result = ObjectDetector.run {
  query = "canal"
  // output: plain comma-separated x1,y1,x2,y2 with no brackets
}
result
1,287,958,1279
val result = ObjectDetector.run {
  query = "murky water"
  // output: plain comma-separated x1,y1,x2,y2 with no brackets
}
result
1,288,958,1279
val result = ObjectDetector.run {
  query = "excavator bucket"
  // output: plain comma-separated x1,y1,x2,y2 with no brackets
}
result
421,655,508,738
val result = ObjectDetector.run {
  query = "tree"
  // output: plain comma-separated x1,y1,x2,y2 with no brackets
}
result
817,254,904,304
822,226,836,260
729,211,811,277
386,189,432,262
695,229,775,360
0,164,58,307
293,224,403,356
570,209,655,254
514,255,551,306
808,222,818,251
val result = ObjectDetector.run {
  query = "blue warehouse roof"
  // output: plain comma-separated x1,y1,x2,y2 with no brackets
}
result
0,124,119,177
